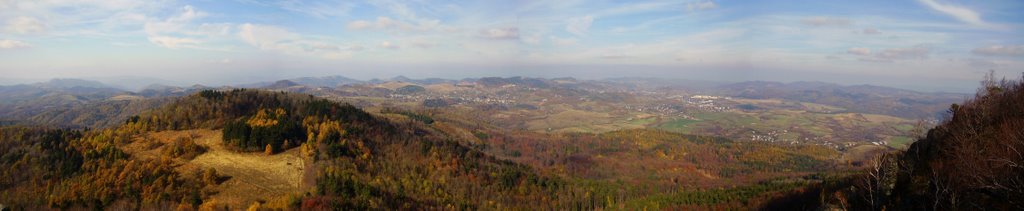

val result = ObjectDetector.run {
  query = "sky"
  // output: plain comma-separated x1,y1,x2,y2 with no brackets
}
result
0,0,1022,92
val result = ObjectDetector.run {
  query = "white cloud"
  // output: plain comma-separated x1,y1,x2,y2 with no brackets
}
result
0,39,31,49
480,27,519,40
6,16,47,34
875,45,930,60
862,28,881,34
972,45,1024,56
531,28,745,64
170,5,204,22
858,57,894,63
147,36,199,49
190,23,233,37
917,0,997,28
276,1,355,18
110,42,137,47
566,15,594,36
141,5,229,50
307,43,340,52
368,0,419,21
346,20,373,30
687,1,717,11
846,47,871,56
800,16,851,27
600,53,633,59
237,23,355,59
408,38,437,48
0,0,161,36
345,16,439,32
238,23,299,51
144,5,207,35
521,32,543,45
549,36,577,46
379,41,399,49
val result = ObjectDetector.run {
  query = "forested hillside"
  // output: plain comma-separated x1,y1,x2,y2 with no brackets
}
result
407,108,846,209
0,89,567,209
25,98,174,129
766,75,1024,210
0,89,854,210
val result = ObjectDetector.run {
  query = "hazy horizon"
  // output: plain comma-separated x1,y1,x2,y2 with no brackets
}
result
2,0,1023,93
0,71,992,94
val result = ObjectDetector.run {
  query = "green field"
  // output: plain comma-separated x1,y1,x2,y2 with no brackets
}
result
627,116,658,126
656,118,701,133
887,136,915,148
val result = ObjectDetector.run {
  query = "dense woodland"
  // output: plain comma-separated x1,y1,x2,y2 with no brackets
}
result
0,125,207,209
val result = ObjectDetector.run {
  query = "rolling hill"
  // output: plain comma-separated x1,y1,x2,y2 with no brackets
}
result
0,88,853,210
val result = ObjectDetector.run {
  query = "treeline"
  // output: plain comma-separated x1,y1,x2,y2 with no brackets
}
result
131,89,378,153
222,108,304,152
625,177,814,210
126,89,376,132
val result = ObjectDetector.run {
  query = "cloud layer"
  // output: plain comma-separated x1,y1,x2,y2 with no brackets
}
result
0,39,30,49
0,0,1020,92
973,45,1024,56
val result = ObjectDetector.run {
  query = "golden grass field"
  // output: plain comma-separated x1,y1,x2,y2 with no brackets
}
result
124,129,310,209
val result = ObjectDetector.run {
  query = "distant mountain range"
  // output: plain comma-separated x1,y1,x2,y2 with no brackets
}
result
0,75,967,128
239,75,363,88
0,79,124,105
712,80,967,119
0,78,204,128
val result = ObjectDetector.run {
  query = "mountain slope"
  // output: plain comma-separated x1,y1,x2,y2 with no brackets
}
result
0,89,567,210
889,76,1024,209
766,76,1024,210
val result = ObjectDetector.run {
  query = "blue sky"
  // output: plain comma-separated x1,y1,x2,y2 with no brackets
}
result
0,0,1022,92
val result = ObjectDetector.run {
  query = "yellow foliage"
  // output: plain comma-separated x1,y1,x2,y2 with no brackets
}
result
246,108,286,127
739,146,789,165
176,203,196,211
246,202,261,211
261,193,298,209
198,199,227,211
